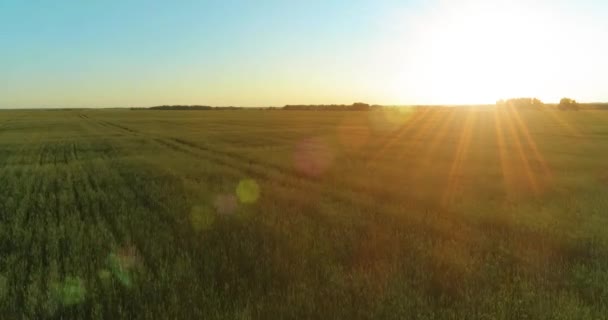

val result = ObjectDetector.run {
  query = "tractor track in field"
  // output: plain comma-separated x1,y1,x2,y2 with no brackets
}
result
85,115,379,208
76,114,199,272
3,127,126,313
79,113,449,217
12,140,49,310
80,163,124,245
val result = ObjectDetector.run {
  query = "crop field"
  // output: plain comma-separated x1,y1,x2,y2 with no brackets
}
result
0,107,607,319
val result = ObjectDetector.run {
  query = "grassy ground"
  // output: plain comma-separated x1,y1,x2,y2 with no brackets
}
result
0,107,607,319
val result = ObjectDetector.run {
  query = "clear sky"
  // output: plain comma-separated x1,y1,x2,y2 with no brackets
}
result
1,0,607,108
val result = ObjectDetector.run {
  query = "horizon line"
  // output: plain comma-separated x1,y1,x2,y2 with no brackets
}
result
2,101,608,110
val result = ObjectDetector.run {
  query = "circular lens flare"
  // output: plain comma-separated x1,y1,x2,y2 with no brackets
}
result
236,179,260,204
293,137,335,177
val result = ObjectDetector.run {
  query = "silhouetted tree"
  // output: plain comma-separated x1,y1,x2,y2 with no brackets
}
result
497,98,544,109
149,105,213,110
558,98,579,111
351,102,371,111
283,103,372,111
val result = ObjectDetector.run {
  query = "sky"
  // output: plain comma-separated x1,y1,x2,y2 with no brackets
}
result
1,0,607,108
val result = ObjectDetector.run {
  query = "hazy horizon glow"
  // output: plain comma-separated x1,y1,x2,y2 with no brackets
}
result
1,0,607,108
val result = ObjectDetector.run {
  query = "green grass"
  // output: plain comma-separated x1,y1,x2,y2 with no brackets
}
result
0,107,607,319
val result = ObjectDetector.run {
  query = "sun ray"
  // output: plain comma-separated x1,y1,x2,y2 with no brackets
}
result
367,107,433,164
420,108,458,159
396,107,444,160
543,106,583,138
407,108,459,190
507,105,553,182
502,107,539,195
442,108,477,206
493,108,513,196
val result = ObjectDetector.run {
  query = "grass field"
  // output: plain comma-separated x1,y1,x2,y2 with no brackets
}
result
0,107,607,319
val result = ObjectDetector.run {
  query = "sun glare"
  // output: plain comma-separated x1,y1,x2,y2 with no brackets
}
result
382,0,604,105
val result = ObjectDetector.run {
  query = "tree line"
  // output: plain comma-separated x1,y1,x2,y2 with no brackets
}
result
132,103,378,111
129,99,607,111
282,103,376,111
131,105,281,110
496,97,581,110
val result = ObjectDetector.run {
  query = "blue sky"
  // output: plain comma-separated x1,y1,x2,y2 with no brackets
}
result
1,0,607,107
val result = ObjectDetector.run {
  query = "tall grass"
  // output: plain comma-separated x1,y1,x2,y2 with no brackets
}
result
0,107,606,318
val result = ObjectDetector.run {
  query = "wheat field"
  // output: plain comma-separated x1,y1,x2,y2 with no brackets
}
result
0,107,607,319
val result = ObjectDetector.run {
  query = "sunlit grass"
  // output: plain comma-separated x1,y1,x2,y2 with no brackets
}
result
0,108,606,318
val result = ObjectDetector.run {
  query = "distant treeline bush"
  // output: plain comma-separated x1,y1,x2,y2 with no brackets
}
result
283,103,377,111
151,105,214,110
496,97,593,111
134,102,379,111
496,98,544,108
145,105,246,110
132,105,276,110
129,100,608,112
580,103,608,109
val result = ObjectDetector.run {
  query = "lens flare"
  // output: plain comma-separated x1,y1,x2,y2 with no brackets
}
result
236,179,260,204
51,276,86,307
293,137,335,177
98,269,112,283
368,108,413,133
214,194,238,214
105,245,142,288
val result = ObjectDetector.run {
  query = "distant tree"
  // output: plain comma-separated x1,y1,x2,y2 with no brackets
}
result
283,103,372,111
530,98,544,107
351,102,370,111
149,105,213,110
558,98,579,111
496,98,544,109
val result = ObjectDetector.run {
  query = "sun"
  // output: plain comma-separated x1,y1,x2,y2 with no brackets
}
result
380,0,598,105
